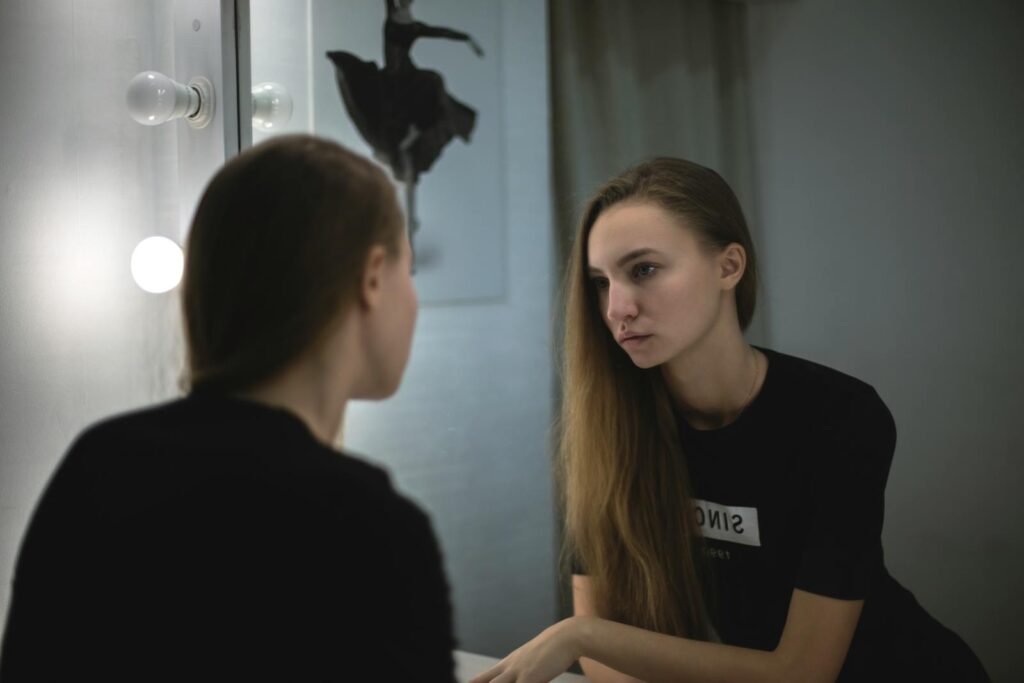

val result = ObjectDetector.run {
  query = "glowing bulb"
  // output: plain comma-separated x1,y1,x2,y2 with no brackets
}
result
131,236,183,293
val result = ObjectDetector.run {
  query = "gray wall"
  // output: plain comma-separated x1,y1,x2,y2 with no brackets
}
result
745,1,1024,678
0,0,184,642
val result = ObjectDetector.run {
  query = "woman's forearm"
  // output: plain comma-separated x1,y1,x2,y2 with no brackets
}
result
572,616,791,683
580,656,646,683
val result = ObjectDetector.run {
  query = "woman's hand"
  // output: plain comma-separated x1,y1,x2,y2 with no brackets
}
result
469,617,585,683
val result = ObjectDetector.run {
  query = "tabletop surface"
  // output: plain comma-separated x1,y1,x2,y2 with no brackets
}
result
454,650,588,682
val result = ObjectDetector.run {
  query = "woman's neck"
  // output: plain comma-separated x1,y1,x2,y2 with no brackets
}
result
234,324,357,447
661,326,765,431
237,370,348,447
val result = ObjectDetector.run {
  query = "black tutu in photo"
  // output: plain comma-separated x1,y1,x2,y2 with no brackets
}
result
327,41,475,182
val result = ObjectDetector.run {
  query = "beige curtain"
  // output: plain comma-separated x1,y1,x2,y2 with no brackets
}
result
549,0,765,341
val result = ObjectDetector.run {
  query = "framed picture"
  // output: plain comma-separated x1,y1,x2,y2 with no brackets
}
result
310,0,507,304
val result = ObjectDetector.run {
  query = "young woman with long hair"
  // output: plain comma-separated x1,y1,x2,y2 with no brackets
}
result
473,158,988,682
1,135,457,681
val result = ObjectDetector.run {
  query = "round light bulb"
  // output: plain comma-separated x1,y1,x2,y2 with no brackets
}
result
252,82,293,132
126,71,193,125
131,236,184,293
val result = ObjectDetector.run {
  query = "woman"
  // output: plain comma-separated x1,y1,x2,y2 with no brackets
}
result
473,158,988,682
0,135,456,681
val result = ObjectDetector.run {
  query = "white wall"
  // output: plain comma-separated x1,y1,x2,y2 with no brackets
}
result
745,1,1024,678
0,0,183,640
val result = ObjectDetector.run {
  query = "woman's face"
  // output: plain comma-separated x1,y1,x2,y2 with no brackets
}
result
363,231,419,398
586,201,727,369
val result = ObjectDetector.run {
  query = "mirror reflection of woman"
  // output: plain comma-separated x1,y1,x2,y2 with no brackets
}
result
473,159,989,682
0,136,457,681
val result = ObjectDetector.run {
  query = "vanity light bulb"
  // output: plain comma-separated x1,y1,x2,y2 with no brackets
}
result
125,71,213,129
252,82,294,132
131,236,184,293
126,71,193,125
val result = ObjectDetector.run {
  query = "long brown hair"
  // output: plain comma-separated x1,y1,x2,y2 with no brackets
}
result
558,158,758,639
181,134,403,394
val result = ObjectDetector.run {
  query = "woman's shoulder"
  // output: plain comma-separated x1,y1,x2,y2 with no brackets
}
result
761,347,885,405
61,395,409,519
758,347,895,433
759,349,897,471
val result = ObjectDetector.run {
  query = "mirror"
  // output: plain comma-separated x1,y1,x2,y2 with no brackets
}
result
241,1,1022,677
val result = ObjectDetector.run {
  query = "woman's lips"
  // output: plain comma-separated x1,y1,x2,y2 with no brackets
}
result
621,334,652,348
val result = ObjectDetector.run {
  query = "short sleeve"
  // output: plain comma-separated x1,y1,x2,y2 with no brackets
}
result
795,387,897,600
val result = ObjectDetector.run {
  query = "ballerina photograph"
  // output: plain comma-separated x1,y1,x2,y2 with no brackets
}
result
327,0,485,257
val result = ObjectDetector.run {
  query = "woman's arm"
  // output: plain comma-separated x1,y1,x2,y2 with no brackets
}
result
381,495,458,681
572,576,644,683
414,22,484,56
574,588,861,683
472,581,862,683
415,22,470,41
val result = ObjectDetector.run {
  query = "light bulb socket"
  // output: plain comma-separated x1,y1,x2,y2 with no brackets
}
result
185,77,215,129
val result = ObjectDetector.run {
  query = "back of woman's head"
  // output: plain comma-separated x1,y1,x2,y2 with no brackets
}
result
181,134,402,394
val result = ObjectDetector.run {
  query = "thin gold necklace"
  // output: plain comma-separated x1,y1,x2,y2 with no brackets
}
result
736,346,760,418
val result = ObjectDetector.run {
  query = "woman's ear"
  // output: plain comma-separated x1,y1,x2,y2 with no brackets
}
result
718,243,747,291
359,244,389,310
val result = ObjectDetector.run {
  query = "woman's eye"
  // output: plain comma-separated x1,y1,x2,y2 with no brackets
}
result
591,277,609,290
633,263,657,280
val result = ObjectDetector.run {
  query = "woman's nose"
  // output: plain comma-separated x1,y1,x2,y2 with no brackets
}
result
605,283,638,324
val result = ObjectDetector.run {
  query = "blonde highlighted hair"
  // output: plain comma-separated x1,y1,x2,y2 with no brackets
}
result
558,158,758,639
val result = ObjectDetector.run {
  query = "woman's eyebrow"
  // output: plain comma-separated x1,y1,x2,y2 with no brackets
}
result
588,248,660,274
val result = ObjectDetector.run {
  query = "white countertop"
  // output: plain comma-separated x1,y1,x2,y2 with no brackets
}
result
455,650,588,682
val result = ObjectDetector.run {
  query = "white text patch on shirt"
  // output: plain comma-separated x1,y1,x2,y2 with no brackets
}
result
694,499,761,547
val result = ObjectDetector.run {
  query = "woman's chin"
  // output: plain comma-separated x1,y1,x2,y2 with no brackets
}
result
625,349,664,370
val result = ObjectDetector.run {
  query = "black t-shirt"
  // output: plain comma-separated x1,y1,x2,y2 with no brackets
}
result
0,393,457,681
681,347,988,680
